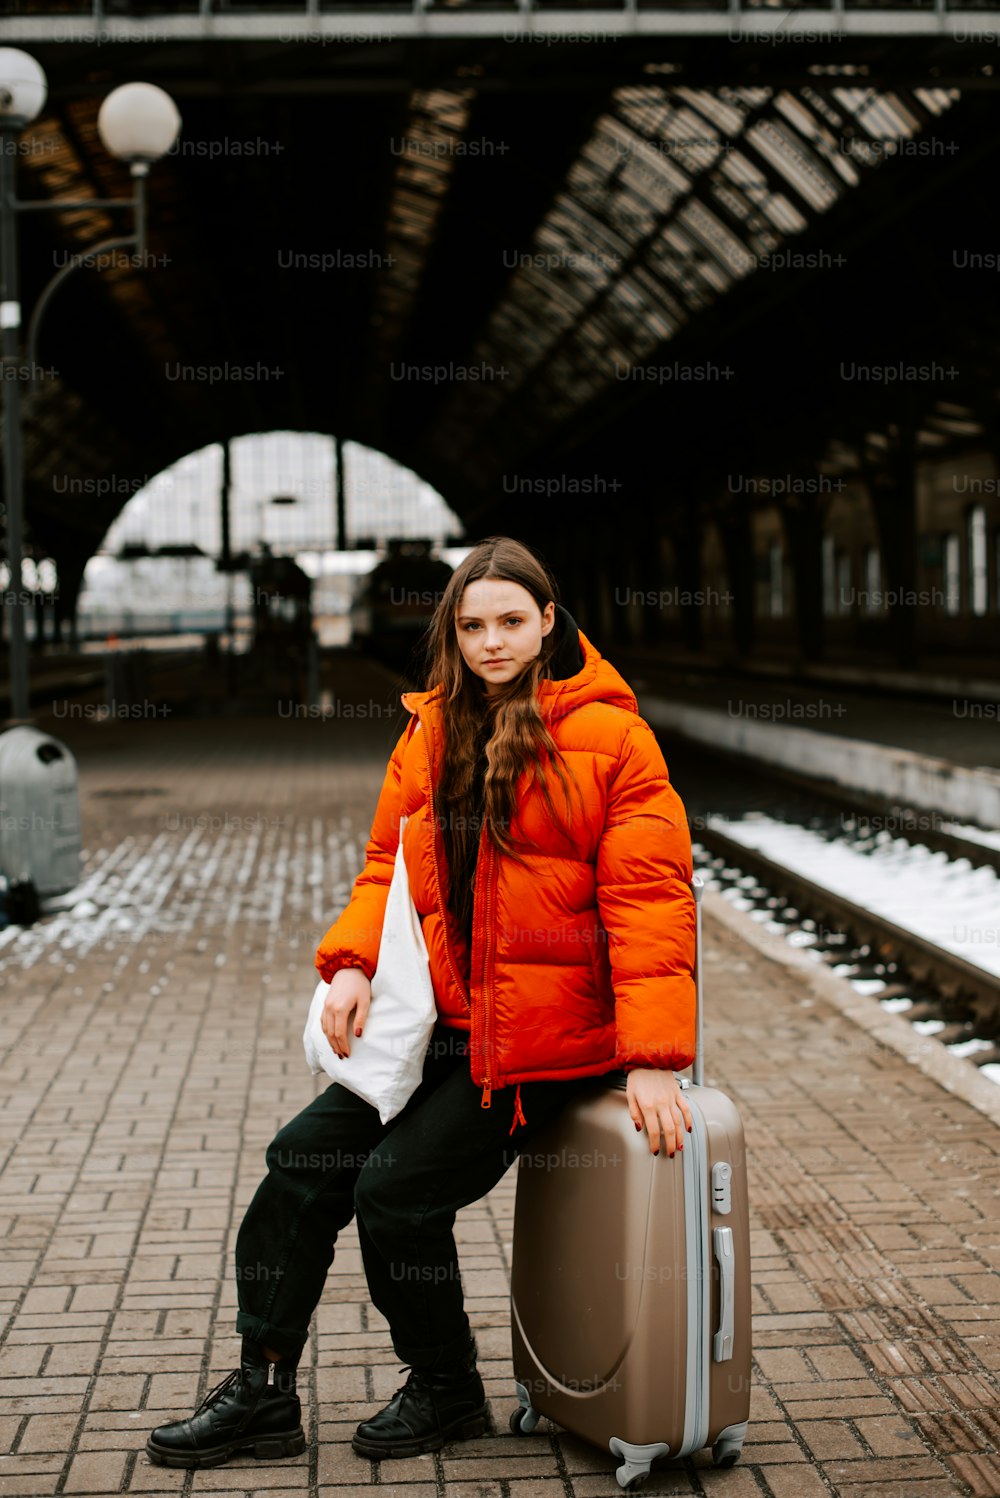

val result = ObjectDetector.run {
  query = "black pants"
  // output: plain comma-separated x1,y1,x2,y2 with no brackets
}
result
235,1021,605,1370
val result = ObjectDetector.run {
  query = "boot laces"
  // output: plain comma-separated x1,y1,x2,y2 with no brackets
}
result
392,1364,433,1401
193,1368,241,1416
392,1358,475,1402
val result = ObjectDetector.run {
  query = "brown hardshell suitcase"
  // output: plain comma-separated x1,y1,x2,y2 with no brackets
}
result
507,876,752,1489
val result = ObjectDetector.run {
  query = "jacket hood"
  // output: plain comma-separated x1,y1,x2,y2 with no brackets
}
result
547,602,584,680
536,604,637,719
401,605,637,723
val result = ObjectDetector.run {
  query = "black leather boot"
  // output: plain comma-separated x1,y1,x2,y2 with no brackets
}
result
352,1334,488,1459
146,1337,305,1468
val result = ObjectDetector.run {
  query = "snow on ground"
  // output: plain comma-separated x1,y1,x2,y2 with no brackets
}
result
0,821,357,970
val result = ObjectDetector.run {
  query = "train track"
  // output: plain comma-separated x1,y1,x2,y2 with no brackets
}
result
692,744,1000,877
629,704,1000,1064
695,824,1000,1031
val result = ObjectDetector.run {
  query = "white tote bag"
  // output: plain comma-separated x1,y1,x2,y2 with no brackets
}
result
303,815,437,1123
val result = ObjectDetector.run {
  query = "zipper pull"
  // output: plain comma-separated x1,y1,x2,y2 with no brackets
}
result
267,1361,275,1387
481,1081,492,1109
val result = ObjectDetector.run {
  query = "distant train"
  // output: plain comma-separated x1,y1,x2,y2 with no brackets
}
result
350,538,454,679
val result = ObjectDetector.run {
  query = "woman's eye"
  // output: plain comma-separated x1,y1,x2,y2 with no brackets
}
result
462,618,522,630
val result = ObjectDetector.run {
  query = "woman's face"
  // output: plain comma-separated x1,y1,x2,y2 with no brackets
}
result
455,578,555,695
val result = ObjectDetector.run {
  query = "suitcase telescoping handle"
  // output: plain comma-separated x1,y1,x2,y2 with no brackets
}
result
691,874,704,1089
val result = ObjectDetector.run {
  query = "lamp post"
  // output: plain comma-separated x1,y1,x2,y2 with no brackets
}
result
0,49,181,723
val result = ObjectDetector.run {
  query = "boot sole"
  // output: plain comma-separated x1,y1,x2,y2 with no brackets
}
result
145,1428,306,1469
351,1408,489,1459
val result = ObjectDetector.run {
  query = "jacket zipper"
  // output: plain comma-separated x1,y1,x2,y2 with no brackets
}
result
419,703,472,1016
474,773,531,1109
473,830,498,1106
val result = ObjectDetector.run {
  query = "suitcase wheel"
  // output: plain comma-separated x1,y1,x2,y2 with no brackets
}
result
609,1438,670,1489
712,1437,743,1468
508,1406,540,1435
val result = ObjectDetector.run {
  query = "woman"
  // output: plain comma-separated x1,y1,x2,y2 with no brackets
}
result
146,535,697,1470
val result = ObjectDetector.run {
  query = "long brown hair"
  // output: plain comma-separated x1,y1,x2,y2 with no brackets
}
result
422,536,585,941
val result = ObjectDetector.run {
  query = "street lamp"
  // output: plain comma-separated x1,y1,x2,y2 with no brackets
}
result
0,49,181,723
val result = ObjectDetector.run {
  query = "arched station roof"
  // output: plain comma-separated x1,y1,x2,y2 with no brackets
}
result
4,7,1000,612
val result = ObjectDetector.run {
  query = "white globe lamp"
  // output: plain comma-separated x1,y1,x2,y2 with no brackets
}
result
0,48,47,128
97,82,181,172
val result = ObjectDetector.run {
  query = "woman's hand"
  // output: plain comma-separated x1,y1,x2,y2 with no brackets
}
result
626,1068,693,1157
321,967,372,1058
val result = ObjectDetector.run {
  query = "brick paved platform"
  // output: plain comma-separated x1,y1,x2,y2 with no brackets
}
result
2,658,1000,1497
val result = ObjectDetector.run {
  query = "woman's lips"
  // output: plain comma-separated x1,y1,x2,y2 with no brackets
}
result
484,659,510,666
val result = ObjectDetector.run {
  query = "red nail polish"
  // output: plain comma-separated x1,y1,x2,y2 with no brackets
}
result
635,1122,641,1131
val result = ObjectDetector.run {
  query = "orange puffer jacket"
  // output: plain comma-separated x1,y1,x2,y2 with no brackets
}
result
315,627,696,1121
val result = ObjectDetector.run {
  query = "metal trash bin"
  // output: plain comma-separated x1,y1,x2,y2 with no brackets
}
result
0,726,82,896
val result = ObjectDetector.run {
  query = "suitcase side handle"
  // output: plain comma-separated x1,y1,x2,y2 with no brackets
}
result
713,1225,735,1361
692,875,704,1089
